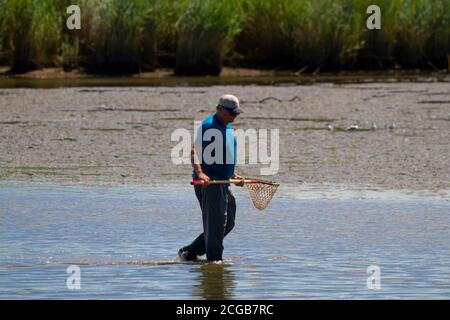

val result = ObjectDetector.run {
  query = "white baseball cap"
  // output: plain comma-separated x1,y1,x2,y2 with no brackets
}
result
217,94,243,115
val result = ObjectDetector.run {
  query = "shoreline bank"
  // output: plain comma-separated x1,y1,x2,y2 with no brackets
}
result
0,67,449,88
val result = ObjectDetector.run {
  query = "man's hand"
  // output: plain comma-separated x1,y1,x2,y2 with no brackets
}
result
198,172,211,185
233,174,245,187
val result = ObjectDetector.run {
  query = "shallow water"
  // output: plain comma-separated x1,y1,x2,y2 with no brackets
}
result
0,183,449,299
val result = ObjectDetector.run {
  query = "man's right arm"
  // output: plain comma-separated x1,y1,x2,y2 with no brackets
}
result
191,145,210,183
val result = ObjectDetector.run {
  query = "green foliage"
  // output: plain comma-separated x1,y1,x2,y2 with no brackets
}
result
0,0,449,73
175,0,244,75
395,0,450,68
234,0,312,68
78,0,153,73
0,0,60,71
236,0,366,70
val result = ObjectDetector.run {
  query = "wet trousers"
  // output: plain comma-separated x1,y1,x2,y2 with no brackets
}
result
185,184,236,261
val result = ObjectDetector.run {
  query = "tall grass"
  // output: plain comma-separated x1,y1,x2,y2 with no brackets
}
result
235,0,365,71
151,0,183,67
356,0,450,69
398,0,450,69
295,0,364,70
175,0,244,75
0,0,5,65
234,0,311,69
77,0,156,74
53,0,80,71
356,0,402,69
0,0,60,72
0,0,449,74
425,0,450,69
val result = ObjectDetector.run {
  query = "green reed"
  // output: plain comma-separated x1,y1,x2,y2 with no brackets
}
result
396,0,450,68
174,0,244,75
0,0,60,71
76,0,154,73
0,0,448,74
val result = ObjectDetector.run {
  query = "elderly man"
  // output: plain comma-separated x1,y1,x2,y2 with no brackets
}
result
178,94,244,262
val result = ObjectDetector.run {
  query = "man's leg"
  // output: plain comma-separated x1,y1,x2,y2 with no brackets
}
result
182,184,235,260
202,184,228,261
180,185,205,260
224,186,236,236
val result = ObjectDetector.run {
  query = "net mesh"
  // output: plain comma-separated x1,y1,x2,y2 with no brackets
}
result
245,180,279,210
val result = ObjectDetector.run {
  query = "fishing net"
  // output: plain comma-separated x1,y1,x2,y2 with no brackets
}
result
245,180,280,210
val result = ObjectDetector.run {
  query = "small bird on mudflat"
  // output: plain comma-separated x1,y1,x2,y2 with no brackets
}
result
345,122,359,132
388,120,396,130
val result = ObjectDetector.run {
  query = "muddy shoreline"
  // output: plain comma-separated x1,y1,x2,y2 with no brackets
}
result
0,82,449,192
1,67,449,88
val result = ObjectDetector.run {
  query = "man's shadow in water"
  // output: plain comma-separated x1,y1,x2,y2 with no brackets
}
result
190,263,235,299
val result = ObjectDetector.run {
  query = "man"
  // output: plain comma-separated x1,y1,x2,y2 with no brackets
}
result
178,94,244,262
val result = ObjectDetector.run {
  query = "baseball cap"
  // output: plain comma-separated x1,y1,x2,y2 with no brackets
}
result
218,94,243,116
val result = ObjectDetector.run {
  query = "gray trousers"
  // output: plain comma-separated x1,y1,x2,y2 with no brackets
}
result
185,184,236,261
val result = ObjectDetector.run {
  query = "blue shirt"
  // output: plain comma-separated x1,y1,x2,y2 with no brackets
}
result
193,114,237,180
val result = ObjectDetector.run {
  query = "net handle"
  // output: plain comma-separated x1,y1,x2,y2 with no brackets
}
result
191,179,259,185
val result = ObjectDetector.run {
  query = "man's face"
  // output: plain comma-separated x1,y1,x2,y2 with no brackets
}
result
217,106,238,123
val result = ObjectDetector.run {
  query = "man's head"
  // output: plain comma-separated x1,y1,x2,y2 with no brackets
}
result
216,94,242,124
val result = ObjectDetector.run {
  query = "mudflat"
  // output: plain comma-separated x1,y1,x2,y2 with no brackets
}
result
0,82,449,191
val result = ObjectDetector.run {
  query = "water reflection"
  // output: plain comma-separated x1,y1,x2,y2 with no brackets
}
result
191,263,235,300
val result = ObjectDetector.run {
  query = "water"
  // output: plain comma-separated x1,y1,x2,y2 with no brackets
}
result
1,182,449,299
